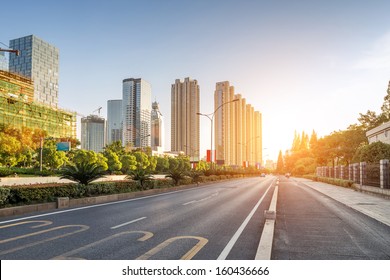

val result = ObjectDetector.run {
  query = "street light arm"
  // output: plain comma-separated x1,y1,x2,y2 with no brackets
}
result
0,48,19,56
212,98,239,115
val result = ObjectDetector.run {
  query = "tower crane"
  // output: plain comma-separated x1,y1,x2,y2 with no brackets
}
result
93,106,102,116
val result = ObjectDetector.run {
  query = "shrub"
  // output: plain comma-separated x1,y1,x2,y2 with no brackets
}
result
0,168,13,177
0,187,10,205
303,175,354,188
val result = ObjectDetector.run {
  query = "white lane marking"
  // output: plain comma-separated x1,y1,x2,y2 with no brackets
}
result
217,181,274,260
182,192,219,205
110,217,147,229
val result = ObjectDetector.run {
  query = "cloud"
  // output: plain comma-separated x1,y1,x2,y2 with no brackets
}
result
354,32,390,70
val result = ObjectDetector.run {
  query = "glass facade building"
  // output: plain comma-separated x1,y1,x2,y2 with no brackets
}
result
107,99,123,144
122,78,151,148
9,35,59,108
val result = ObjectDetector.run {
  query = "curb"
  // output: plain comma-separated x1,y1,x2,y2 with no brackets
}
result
255,179,278,260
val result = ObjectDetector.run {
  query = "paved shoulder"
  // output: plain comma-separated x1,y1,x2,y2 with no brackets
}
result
293,178,390,227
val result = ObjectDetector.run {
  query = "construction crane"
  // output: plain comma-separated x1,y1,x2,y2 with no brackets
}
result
93,106,102,116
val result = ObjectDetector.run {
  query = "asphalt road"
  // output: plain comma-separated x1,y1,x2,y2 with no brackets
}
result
0,176,276,260
272,176,390,259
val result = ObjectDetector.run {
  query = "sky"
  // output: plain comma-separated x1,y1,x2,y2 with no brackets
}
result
2,0,390,162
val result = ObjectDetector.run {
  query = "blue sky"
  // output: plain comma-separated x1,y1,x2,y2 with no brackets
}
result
2,0,390,161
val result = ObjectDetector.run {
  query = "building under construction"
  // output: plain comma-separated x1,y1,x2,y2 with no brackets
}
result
0,70,76,138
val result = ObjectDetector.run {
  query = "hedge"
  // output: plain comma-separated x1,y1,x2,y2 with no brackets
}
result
0,179,174,207
303,175,355,188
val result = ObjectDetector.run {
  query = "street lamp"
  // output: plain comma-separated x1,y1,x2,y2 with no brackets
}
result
238,135,260,168
197,98,239,169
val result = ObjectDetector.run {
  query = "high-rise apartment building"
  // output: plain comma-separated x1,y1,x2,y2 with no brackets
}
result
122,78,151,148
9,35,59,107
107,99,123,144
171,77,200,161
214,81,262,167
151,101,164,152
81,115,106,153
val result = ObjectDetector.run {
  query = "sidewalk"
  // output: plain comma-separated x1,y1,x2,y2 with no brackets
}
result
293,177,390,227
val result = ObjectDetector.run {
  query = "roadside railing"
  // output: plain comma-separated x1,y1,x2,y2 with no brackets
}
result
316,159,390,189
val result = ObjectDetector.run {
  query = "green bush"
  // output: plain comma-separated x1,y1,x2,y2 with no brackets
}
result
303,175,354,188
0,168,14,177
0,187,10,205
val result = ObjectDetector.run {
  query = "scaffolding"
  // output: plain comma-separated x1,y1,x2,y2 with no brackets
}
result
0,71,76,138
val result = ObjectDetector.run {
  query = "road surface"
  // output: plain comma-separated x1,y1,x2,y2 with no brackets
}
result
0,176,275,260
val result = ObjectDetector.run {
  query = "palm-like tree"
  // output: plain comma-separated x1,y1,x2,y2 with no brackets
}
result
165,168,187,186
60,162,106,185
126,169,153,189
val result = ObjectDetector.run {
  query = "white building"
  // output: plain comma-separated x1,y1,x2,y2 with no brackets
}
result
81,115,106,153
366,121,390,145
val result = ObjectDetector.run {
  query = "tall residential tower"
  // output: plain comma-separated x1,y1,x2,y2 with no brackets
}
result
171,77,200,160
214,81,262,167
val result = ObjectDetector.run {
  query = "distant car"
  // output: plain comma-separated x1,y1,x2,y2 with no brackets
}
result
260,173,266,177
285,173,290,178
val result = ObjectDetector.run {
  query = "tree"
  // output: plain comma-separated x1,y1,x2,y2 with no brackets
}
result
71,150,108,171
165,168,187,186
146,155,157,173
60,161,106,185
133,151,150,169
42,140,67,170
104,150,122,173
120,154,137,173
126,168,153,189
0,132,21,166
353,141,390,163
155,156,169,173
104,141,125,156
276,150,284,174
195,160,209,171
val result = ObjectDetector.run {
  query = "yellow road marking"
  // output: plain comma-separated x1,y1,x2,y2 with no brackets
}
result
136,236,208,260
0,220,52,229
52,231,154,260
0,225,89,256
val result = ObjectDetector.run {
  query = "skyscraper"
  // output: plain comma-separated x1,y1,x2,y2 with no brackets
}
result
214,81,262,167
214,81,235,165
9,35,59,108
171,77,200,160
151,101,164,152
122,78,151,148
81,115,106,153
107,99,123,144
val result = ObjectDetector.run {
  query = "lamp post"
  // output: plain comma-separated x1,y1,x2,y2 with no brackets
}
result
238,135,260,168
197,98,239,169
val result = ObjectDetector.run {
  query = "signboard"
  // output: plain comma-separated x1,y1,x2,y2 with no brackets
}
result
56,142,71,151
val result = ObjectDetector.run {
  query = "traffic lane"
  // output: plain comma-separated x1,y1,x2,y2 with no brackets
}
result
0,177,274,259
134,177,275,260
272,177,390,259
